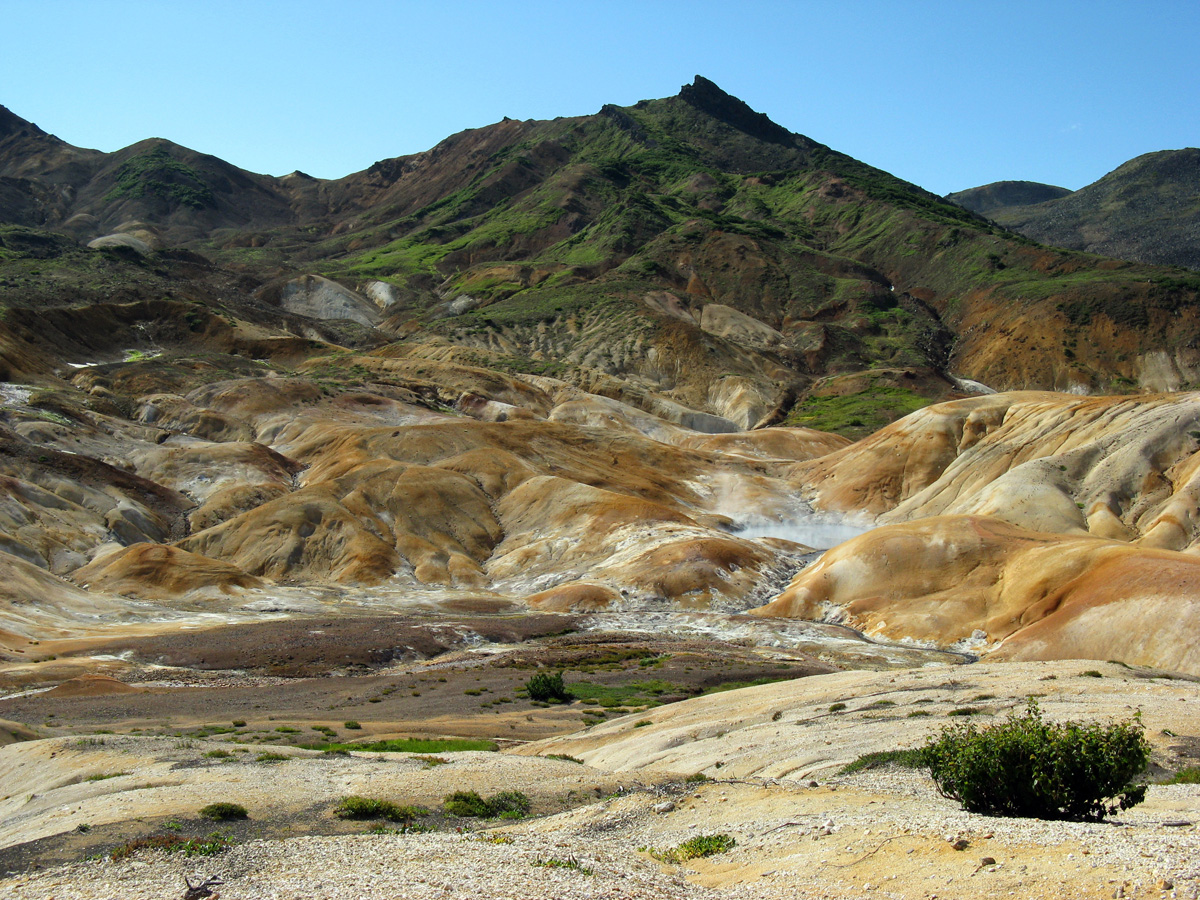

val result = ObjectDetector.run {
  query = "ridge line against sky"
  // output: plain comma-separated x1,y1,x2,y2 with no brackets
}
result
2,0,1198,196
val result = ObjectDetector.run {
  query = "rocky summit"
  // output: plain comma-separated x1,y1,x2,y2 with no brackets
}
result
1,78,1200,899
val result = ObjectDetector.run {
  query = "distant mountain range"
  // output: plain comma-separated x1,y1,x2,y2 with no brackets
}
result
2,77,1200,423
947,149,1200,271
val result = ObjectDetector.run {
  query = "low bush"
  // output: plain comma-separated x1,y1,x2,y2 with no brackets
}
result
199,802,248,821
525,671,572,703
334,796,430,821
922,700,1149,821
443,789,531,818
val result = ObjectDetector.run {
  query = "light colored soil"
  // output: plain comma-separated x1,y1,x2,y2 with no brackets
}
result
3,659,1199,899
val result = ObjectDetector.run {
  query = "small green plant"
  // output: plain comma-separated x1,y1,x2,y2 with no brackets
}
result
1080,670,1104,678
922,700,1150,821
948,707,980,717
334,796,430,822
344,720,362,730
524,671,573,703
634,720,652,728
204,750,232,759
533,857,592,874
829,702,847,712
85,772,129,782
683,772,712,784
199,802,248,821
545,754,584,764
232,720,246,727
650,833,736,863
256,752,289,763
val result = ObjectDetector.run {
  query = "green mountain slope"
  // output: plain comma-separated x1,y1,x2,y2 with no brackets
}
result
2,79,1200,427
980,149,1200,271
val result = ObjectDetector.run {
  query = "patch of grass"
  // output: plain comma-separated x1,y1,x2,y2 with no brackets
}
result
255,752,290,763
343,720,361,730
683,772,712,784
110,832,233,860
85,772,129,782
829,702,847,712
1080,670,1104,678
199,802,248,821
544,754,584,764
702,675,799,695
837,749,927,776
567,679,677,709
334,796,430,822
948,707,981,717
1163,767,1200,785
310,738,497,754
650,833,736,863
784,385,934,438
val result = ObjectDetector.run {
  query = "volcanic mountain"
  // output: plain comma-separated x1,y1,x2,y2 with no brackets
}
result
2,78,1200,677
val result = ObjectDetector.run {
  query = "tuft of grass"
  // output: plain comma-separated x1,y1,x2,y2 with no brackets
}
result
948,707,981,717
110,832,233,860
544,754,584,764
650,833,736,863
1080,670,1104,678
410,755,449,767
683,772,712,784
85,772,129,782
256,752,290,763
204,750,232,759
837,749,927,776
343,720,361,729
829,702,847,713
533,857,592,875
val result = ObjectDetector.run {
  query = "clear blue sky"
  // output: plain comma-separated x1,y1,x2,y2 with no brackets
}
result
2,0,1197,195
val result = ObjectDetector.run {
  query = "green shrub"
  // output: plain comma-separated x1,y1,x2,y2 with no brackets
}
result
443,790,492,817
443,789,531,818
525,671,572,703
334,796,429,821
922,700,1149,821
343,720,361,730
199,802,248,821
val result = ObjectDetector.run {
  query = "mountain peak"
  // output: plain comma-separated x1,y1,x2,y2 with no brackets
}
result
0,104,46,140
678,76,795,146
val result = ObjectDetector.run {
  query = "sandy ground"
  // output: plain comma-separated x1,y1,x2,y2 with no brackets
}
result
1,659,1198,899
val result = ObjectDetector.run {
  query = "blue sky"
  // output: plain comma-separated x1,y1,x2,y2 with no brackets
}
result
2,1,1197,195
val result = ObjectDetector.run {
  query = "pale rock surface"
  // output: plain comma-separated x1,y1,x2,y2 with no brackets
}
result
278,275,380,326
